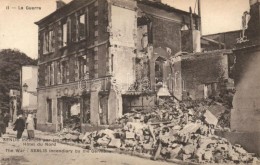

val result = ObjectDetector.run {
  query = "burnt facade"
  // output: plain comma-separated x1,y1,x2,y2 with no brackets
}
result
36,0,201,132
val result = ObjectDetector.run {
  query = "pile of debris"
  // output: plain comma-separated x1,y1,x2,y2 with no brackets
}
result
58,128,81,142
59,98,258,163
79,122,256,164
58,115,81,141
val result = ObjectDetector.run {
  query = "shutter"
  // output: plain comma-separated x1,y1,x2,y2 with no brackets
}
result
67,19,71,44
75,13,79,42
47,65,51,86
75,59,79,81
66,61,70,83
51,63,55,85
72,15,77,42
58,22,62,48
45,64,48,86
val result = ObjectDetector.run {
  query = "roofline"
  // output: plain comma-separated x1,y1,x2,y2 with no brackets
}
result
182,49,233,57
35,0,75,25
35,0,199,26
233,44,260,51
137,0,200,18
203,29,242,37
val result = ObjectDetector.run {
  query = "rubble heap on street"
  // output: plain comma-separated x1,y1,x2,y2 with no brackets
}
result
58,98,257,164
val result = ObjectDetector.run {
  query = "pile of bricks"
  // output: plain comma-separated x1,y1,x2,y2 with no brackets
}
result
60,98,258,163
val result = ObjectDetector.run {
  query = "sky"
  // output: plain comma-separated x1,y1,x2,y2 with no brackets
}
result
0,0,250,59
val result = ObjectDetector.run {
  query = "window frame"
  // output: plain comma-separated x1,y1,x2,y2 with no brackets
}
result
43,29,54,54
78,14,86,40
47,99,52,123
62,22,68,47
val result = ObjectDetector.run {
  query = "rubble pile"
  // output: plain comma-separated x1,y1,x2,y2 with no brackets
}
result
58,115,81,141
59,98,258,163
87,99,256,163
63,115,81,131
58,128,81,142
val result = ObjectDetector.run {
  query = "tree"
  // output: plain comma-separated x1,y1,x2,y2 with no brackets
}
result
0,49,37,113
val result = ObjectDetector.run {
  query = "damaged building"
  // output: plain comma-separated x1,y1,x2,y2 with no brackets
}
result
171,50,232,101
35,0,234,132
227,0,260,155
35,0,203,132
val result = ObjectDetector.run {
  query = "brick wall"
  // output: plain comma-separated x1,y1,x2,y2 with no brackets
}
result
152,17,182,55
181,51,228,100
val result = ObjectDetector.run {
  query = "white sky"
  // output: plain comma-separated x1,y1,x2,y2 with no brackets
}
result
0,0,250,59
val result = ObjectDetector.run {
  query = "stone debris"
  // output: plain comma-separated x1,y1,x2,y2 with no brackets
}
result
58,98,258,164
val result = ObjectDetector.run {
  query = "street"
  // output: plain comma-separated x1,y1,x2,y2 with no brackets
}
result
0,130,175,165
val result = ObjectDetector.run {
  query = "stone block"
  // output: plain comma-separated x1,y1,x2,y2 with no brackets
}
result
125,132,135,139
108,138,121,148
203,110,218,126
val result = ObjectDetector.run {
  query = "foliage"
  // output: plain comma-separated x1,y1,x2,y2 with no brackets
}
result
0,49,37,113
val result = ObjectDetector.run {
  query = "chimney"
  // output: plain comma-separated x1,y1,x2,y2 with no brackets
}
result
56,0,66,10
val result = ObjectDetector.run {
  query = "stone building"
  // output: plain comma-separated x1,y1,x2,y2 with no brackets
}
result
21,66,38,114
35,0,201,132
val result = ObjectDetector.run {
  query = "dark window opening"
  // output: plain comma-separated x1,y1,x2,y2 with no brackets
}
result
82,96,90,124
62,22,67,47
47,99,52,123
155,57,165,84
79,14,86,40
78,55,87,79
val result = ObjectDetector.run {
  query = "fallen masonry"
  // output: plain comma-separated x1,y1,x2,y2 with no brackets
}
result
57,98,258,164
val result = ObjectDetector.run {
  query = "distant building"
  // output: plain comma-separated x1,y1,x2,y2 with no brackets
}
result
9,89,20,122
201,30,242,52
21,65,38,114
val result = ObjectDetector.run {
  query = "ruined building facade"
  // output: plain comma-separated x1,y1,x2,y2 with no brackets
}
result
35,0,202,132
228,0,260,154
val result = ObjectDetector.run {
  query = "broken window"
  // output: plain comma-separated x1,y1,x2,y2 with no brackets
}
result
62,22,67,46
47,99,52,123
43,31,49,54
61,61,68,83
137,15,152,50
79,14,86,40
47,64,51,86
43,30,54,54
50,62,55,85
99,95,108,125
57,61,62,84
48,30,54,52
155,57,165,84
82,96,90,124
204,83,217,99
78,55,88,79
